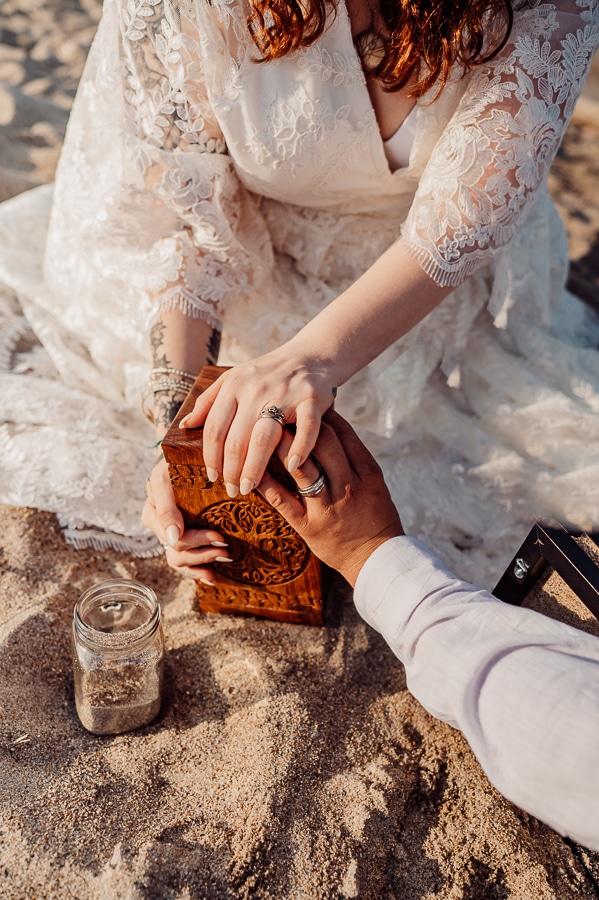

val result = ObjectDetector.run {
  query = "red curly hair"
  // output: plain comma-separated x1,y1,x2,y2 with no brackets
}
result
248,0,513,97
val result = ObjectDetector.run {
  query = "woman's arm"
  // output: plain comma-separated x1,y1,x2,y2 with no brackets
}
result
146,310,221,439
180,0,598,494
291,242,450,387
141,309,231,581
180,244,450,494
112,0,269,569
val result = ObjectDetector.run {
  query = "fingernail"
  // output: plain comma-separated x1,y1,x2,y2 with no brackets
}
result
226,483,239,498
179,415,191,429
240,478,254,495
206,467,219,482
215,556,233,563
210,540,228,548
288,455,301,473
166,525,180,547
199,577,215,587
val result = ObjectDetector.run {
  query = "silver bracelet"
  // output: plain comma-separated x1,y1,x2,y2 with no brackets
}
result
143,378,194,395
149,367,196,382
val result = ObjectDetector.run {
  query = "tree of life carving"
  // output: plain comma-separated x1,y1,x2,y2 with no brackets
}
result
201,499,310,586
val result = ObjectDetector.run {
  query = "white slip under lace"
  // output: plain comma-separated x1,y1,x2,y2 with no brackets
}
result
383,105,419,171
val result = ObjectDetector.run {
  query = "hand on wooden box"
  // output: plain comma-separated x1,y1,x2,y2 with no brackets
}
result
162,366,324,625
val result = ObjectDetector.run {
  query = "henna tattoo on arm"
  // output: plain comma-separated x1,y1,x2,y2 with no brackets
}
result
150,321,170,370
147,315,220,429
206,326,221,366
153,388,187,432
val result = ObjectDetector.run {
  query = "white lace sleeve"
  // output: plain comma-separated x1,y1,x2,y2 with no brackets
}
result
114,0,269,323
400,0,599,288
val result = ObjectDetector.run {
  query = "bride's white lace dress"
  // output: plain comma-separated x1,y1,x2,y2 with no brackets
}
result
0,0,598,586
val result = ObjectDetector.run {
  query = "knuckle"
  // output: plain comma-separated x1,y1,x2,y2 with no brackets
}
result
225,435,246,459
203,420,224,444
252,427,275,451
166,550,184,566
267,488,286,510
301,414,321,435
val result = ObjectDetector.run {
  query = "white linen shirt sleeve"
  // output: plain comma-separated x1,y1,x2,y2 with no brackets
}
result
354,535,599,850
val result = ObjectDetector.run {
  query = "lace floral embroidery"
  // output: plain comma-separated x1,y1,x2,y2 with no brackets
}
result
116,0,270,322
401,0,599,286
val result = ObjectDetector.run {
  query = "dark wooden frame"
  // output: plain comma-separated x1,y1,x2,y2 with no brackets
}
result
492,523,599,620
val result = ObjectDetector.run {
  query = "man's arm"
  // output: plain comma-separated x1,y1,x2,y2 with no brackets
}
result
355,535,599,851
259,410,599,850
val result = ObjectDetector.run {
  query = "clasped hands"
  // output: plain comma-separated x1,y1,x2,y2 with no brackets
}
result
143,347,403,586
180,346,336,497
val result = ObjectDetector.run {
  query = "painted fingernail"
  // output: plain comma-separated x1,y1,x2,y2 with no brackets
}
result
206,467,219,482
215,556,233,563
178,415,191,429
226,483,239,498
199,577,215,587
240,478,254,495
287,455,301,473
210,540,228,548
166,525,180,547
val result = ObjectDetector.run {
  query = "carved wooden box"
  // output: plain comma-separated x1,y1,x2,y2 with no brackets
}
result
162,366,324,625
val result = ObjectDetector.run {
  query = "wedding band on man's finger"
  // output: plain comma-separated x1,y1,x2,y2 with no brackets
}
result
297,460,327,497
297,472,327,498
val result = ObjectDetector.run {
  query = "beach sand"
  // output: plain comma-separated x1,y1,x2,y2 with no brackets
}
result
1,2,599,897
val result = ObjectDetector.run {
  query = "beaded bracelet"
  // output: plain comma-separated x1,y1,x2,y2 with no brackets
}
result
149,366,196,382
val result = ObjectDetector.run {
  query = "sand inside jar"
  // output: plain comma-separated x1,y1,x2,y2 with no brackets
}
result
74,659,162,734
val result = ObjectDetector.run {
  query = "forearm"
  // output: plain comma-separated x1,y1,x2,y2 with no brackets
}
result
354,537,599,849
290,242,451,386
147,309,221,436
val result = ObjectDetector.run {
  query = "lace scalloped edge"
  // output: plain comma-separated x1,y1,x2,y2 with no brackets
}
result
400,237,495,289
0,320,29,373
151,293,223,330
61,524,163,558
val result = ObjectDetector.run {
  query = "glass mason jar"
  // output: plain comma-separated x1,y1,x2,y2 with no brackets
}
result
72,579,164,735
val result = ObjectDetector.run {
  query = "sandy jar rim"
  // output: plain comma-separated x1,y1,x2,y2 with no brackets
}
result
74,578,161,650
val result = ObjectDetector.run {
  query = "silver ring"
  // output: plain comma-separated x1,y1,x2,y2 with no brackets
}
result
297,472,326,498
161,540,169,553
259,405,286,427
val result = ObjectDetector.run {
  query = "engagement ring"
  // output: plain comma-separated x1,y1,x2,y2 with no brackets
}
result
259,405,286,426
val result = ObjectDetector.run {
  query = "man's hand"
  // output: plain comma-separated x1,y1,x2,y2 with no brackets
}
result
258,410,404,587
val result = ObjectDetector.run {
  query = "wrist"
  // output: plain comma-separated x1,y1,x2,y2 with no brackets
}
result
289,317,361,388
282,336,343,393
142,367,196,429
152,389,188,433
341,530,404,587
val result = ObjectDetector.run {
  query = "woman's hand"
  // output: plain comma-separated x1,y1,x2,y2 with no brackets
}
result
178,343,338,498
142,452,230,584
257,410,404,587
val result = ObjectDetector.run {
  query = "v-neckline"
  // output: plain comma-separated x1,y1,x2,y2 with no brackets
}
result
334,0,418,170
